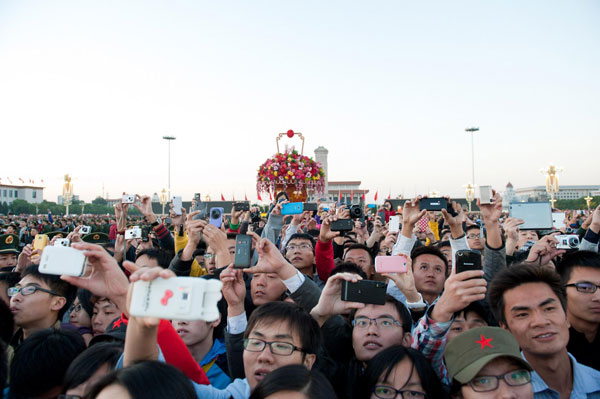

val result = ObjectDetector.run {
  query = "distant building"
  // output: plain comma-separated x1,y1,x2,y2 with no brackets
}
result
0,183,44,204
514,185,600,202
326,181,369,205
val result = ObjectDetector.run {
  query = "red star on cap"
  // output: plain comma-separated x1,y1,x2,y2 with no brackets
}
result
112,318,123,329
476,334,494,350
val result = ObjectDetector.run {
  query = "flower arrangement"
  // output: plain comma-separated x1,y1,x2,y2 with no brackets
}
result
256,150,325,196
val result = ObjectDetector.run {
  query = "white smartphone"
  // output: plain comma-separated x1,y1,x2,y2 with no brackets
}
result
388,216,400,233
39,245,88,277
129,277,223,321
478,186,493,205
172,196,183,215
125,226,142,240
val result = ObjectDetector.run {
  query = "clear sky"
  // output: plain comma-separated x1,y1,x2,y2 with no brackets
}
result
1,1,598,203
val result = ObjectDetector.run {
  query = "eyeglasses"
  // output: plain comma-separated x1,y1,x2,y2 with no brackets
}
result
565,282,599,294
7,285,62,298
467,234,481,239
243,338,304,356
469,369,531,392
286,244,313,252
203,253,215,259
373,385,427,399
352,316,403,330
71,303,82,313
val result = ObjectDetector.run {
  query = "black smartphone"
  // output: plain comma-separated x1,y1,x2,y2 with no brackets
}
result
455,249,482,274
377,211,387,223
233,234,252,268
302,203,318,212
330,219,354,232
194,193,201,201
419,198,448,211
341,280,386,305
234,202,250,212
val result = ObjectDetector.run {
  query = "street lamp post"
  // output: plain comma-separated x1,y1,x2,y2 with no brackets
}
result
584,194,593,210
162,136,176,200
465,127,479,187
541,164,562,208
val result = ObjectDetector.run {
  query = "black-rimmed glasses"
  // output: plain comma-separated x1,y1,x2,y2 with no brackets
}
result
7,285,62,298
372,385,427,399
469,369,531,392
565,282,599,294
243,338,304,356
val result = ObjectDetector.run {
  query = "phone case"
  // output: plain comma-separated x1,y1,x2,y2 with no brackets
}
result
377,211,387,223
388,216,400,233
375,256,408,273
172,196,183,215
39,246,87,277
281,202,303,215
302,203,318,212
234,202,250,211
234,235,252,268
129,277,223,321
455,250,482,274
341,280,386,305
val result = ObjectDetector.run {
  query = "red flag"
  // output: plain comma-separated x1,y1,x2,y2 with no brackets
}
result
374,191,378,202
245,193,248,201
338,189,342,202
257,192,262,201
221,193,225,201
387,193,391,200
361,192,365,201
350,190,354,202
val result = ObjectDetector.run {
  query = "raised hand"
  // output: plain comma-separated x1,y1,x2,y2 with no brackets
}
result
310,272,365,327
431,268,487,322
319,215,341,243
133,195,158,223
219,264,246,315
525,233,566,266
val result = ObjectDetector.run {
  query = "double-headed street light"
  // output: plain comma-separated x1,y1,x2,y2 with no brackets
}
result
162,136,176,199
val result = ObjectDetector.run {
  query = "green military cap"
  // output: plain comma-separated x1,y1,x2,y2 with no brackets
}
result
82,232,109,244
0,234,19,254
47,231,69,240
444,326,532,384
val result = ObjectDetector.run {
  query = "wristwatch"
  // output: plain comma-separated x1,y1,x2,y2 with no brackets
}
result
405,292,426,309
151,218,161,228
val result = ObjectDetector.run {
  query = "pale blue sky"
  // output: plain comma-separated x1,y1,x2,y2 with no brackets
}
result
1,1,598,202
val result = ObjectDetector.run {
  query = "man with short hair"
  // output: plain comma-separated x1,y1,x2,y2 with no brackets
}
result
488,263,600,398
8,264,77,346
465,225,484,251
557,250,600,371
284,233,317,279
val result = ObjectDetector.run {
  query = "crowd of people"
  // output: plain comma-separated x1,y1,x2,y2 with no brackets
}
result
1,190,600,399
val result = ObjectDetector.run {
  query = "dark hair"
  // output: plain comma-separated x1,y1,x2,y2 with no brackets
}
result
9,328,86,398
249,365,336,399
287,234,316,255
0,300,13,344
557,250,600,286
410,245,449,275
344,243,374,265
330,262,368,280
350,295,412,333
275,191,289,201
226,232,238,241
76,288,94,319
487,263,566,325
453,300,488,324
435,240,451,249
87,361,196,399
362,345,448,399
0,340,6,392
0,272,21,291
135,248,174,269
245,301,322,356
62,342,123,393
21,264,77,320
465,224,481,234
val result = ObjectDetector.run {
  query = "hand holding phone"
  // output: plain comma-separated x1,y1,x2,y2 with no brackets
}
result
455,250,482,274
375,255,408,273
172,196,183,216
233,235,252,268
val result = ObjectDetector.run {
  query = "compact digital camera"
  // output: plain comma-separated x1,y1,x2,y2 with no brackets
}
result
122,194,135,204
129,277,223,321
79,226,91,235
125,226,142,240
55,238,70,247
39,245,88,277
555,234,580,250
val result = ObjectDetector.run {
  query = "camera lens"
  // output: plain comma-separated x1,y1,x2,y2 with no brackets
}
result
211,210,221,219
568,237,579,248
